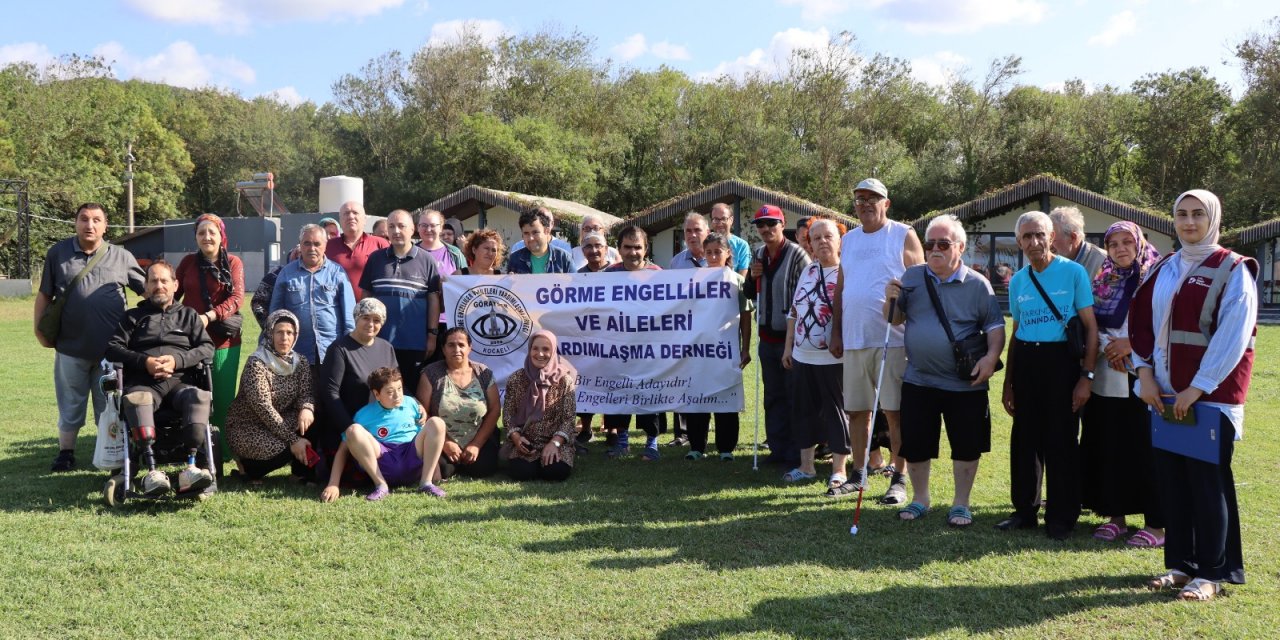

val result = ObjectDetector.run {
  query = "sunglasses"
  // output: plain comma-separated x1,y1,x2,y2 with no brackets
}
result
923,239,955,251
754,219,781,228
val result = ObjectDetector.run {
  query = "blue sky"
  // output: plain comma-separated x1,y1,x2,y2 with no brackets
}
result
2,0,1275,105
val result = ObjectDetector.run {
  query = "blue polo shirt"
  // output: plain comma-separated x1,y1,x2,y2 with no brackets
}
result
1008,255,1092,343
359,245,440,352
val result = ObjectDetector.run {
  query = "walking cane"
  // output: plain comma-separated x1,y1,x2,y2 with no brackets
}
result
851,297,897,536
752,287,762,472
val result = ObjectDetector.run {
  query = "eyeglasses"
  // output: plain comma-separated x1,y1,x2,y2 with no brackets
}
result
419,223,441,230
854,196,884,206
923,239,955,251
754,220,780,228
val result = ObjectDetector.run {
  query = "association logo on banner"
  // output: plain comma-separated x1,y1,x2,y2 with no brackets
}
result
452,284,534,356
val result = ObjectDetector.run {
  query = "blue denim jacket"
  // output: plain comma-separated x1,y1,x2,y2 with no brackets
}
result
507,246,574,274
269,259,356,364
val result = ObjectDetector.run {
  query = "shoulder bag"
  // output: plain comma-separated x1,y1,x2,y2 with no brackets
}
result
38,245,110,344
1027,268,1085,360
922,272,1003,380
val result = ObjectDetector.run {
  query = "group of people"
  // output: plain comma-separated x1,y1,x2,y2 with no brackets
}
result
36,179,1254,601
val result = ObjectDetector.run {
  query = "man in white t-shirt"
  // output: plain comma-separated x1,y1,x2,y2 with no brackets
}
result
571,214,620,270
829,178,924,504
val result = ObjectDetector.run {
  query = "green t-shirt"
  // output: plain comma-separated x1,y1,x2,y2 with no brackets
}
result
531,252,550,274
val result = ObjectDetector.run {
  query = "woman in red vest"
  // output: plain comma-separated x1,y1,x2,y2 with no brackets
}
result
1129,189,1257,601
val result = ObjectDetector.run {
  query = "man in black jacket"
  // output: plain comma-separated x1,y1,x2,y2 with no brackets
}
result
106,261,216,497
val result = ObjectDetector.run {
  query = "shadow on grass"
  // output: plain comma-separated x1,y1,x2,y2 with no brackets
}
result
656,574,1157,639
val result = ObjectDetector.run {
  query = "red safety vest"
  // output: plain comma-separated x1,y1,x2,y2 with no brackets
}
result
1129,248,1257,404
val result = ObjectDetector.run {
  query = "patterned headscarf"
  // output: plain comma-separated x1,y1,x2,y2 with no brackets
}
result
509,330,576,428
252,309,301,376
195,213,233,290
1092,221,1161,329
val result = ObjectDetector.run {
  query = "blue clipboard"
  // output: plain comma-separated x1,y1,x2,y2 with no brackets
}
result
1151,403,1222,464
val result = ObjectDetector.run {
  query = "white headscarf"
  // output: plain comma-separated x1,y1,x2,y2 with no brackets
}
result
1173,189,1221,264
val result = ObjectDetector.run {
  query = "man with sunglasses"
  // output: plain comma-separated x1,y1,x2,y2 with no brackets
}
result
829,178,924,503
745,205,811,468
884,215,1004,526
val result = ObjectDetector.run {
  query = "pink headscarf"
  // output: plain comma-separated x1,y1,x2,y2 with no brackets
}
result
509,330,576,427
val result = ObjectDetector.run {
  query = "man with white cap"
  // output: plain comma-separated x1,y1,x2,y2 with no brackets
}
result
829,178,924,502
571,214,620,270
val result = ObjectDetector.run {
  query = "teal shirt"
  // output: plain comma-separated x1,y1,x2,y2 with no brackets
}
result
1008,255,1092,342
348,397,424,445
531,252,550,274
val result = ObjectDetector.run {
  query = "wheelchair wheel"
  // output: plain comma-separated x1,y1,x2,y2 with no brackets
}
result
103,474,127,507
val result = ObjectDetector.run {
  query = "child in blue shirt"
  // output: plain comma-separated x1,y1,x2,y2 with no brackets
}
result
321,367,447,502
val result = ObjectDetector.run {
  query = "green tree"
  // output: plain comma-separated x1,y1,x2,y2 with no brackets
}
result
1130,67,1231,211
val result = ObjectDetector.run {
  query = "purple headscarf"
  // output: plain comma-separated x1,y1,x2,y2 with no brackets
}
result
508,330,576,427
1092,221,1162,329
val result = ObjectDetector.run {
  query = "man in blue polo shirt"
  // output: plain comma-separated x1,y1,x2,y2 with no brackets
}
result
710,203,750,278
360,209,441,397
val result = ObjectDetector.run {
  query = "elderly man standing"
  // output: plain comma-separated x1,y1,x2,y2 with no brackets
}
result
885,215,1004,526
326,200,389,301
745,204,811,467
1050,206,1106,280
710,203,750,278
35,203,146,471
830,178,924,504
509,206,574,274
663,212,711,447
360,209,442,397
271,224,357,368
602,225,664,460
572,214,620,270
999,210,1099,540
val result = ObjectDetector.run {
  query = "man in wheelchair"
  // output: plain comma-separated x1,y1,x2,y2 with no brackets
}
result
105,260,217,497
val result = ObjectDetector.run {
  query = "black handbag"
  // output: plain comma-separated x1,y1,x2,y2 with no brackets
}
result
1027,268,1085,360
197,262,242,342
922,273,1003,380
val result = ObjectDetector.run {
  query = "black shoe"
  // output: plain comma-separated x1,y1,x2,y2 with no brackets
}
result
666,435,690,447
50,449,76,472
994,515,1037,531
1045,522,1073,541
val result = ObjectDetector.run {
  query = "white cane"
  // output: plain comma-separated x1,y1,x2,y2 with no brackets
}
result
752,287,762,472
851,297,896,536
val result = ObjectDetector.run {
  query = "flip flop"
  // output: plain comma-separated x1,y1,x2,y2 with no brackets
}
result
898,501,929,521
947,505,974,528
782,468,817,483
1126,529,1165,548
1092,522,1125,541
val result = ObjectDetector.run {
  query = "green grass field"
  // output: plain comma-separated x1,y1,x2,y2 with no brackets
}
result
0,296,1276,639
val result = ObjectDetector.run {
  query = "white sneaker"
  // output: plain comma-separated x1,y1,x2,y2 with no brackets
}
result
178,466,213,494
142,470,171,497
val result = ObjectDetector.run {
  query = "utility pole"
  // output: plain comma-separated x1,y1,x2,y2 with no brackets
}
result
125,142,135,233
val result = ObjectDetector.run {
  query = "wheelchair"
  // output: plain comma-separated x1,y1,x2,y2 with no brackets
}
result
99,359,223,507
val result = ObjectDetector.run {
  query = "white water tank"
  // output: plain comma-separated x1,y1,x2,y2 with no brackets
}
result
318,176,363,214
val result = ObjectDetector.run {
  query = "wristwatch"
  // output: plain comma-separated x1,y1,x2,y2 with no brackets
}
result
1080,369,1095,381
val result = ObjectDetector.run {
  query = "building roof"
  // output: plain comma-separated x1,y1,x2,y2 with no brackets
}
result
419,185,624,229
910,174,1175,237
1223,215,1280,248
628,179,857,232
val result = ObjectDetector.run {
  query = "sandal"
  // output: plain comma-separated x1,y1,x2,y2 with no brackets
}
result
685,451,704,461
1126,529,1165,548
1178,578,1224,601
1147,570,1191,591
827,473,847,489
878,479,908,505
947,505,974,528
782,468,817,483
879,464,897,478
898,501,929,521
1092,522,1125,542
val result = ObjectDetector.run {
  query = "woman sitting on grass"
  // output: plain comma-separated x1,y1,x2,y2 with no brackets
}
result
418,328,501,479
321,367,446,502
503,330,577,481
224,310,318,482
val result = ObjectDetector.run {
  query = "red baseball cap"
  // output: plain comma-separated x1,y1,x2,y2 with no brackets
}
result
753,205,785,223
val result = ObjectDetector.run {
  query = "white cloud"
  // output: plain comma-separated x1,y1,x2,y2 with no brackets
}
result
698,27,833,80
612,34,649,61
0,42,55,68
650,41,691,61
92,41,256,89
611,34,692,62
1087,10,1137,47
261,86,306,106
425,19,511,47
123,0,404,31
779,0,855,21
910,51,967,86
877,0,1048,34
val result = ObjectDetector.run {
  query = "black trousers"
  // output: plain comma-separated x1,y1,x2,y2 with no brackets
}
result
438,437,500,479
1009,340,1081,530
603,414,659,438
1153,414,1244,584
507,458,572,482
395,349,426,398
240,449,311,480
683,413,740,454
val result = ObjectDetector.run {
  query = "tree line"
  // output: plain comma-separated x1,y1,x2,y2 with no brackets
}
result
3,20,1280,271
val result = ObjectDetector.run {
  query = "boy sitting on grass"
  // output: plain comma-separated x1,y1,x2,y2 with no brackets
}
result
321,367,447,502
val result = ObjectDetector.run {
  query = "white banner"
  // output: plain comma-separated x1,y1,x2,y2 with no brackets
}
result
443,269,745,414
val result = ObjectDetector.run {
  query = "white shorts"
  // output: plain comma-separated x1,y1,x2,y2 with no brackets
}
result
842,347,906,412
